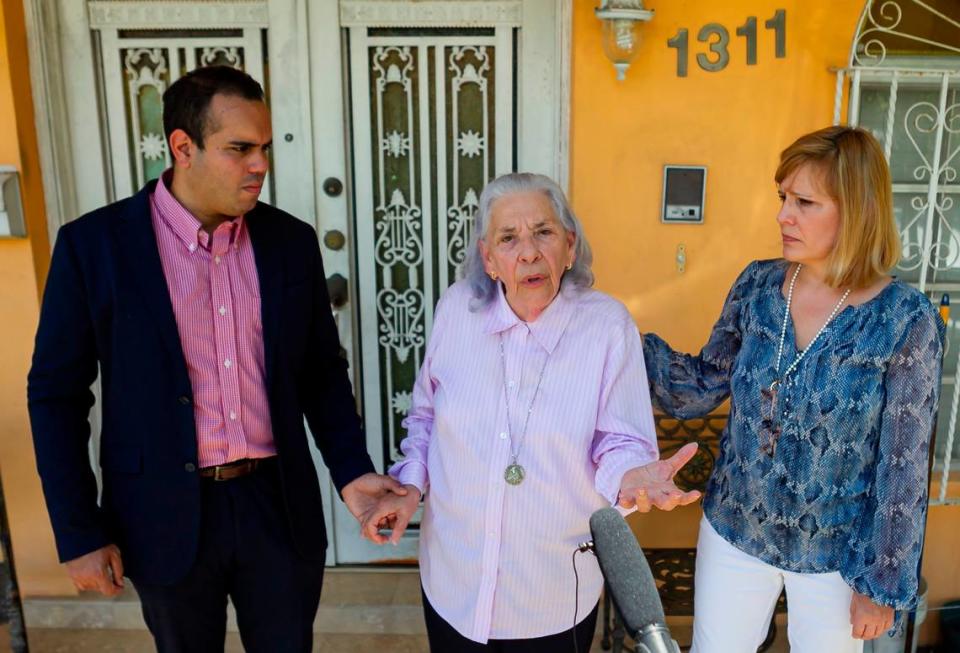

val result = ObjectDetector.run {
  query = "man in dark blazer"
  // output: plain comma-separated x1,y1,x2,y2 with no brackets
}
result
27,66,405,652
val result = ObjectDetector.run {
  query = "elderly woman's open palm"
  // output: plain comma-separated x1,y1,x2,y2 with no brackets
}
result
617,442,701,512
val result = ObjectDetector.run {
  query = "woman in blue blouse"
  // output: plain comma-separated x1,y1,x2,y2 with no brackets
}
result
643,126,944,653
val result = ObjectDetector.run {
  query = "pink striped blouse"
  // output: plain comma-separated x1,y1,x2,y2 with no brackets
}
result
151,172,276,468
390,279,658,643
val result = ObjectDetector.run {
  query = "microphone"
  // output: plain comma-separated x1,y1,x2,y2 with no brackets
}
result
588,507,680,653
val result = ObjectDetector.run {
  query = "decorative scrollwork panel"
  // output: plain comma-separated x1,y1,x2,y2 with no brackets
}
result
123,48,170,186
444,45,495,282
355,32,508,467
654,414,724,492
368,45,427,460
853,0,960,68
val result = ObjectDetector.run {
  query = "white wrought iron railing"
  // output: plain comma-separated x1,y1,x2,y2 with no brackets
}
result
838,0,960,505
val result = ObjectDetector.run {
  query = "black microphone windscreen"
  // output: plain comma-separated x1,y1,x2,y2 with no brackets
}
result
589,507,665,634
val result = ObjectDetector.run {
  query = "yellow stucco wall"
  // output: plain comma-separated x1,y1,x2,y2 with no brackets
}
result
572,0,859,344
0,0,71,595
571,0,958,644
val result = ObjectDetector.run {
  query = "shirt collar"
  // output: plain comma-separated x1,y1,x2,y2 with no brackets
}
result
152,169,244,252
483,279,578,354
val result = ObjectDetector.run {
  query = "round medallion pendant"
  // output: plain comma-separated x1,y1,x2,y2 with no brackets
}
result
504,463,525,485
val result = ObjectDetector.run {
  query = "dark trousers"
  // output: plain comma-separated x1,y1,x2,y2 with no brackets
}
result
132,460,324,653
423,588,599,653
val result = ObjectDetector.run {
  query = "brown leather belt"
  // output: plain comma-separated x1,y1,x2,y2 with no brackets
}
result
199,457,274,481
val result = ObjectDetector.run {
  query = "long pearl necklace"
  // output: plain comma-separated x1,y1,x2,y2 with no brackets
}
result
772,263,851,392
759,264,850,456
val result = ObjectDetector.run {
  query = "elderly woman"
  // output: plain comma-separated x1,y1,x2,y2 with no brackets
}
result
643,126,944,653
362,172,699,652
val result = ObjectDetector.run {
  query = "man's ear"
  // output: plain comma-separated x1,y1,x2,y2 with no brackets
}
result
168,129,196,168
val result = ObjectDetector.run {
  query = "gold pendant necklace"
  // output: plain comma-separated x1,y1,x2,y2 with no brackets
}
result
498,334,550,485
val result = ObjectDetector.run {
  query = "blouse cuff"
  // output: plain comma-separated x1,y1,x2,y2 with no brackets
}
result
843,571,917,612
389,459,429,496
595,449,657,507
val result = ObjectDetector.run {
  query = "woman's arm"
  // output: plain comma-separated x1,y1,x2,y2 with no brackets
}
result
642,261,758,418
591,317,701,511
845,306,945,610
591,319,662,506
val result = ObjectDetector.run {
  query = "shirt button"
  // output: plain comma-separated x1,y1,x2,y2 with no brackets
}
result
499,432,507,440
215,256,221,265
218,306,226,316
224,359,232,368
178,395,192,406
229,411,237,421
507,380,515,388
188,243,196,252
184,463,196,473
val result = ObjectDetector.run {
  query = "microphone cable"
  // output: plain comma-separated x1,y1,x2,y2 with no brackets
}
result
570,546,584,653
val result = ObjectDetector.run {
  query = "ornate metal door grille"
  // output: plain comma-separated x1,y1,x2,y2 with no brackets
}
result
835,0,960,504
347,27,516,477
88,2,272,202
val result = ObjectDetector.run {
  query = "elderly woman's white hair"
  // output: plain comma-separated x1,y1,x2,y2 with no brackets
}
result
462,172,594,309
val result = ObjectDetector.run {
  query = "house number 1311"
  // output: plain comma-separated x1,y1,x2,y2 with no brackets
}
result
667,9,786,77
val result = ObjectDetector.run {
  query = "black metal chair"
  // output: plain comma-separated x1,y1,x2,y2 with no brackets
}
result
599,414,785,653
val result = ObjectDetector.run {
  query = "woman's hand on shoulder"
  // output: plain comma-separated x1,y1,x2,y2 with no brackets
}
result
849,591,894,640
617,442,702,512
360,484,422,545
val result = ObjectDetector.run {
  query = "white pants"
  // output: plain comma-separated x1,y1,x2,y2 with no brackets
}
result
691,517,863,653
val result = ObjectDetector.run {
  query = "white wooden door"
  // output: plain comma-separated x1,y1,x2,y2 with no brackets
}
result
327,0,569,564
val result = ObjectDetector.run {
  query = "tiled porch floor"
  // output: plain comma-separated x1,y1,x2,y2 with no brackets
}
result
2,569,789,652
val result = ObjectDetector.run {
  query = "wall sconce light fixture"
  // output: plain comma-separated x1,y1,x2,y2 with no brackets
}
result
595,0,654,81
0,166,26,238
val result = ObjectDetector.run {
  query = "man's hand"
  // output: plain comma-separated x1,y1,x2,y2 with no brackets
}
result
618,442,702,512
850,591,894,640
341,472,408,522
361,485,422,545
65,544,124,597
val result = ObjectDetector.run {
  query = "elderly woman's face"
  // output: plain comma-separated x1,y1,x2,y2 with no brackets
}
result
776,163,840,268
480,190,575,322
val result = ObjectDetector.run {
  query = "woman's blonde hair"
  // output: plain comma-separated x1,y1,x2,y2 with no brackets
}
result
775,125,899,288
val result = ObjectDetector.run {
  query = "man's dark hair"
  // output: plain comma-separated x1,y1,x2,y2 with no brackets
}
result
162,65,264,150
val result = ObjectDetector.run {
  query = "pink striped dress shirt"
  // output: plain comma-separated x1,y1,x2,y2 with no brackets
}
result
389,279,659,643
151,172,276,468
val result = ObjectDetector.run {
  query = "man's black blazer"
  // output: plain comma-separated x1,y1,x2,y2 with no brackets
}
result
27,180,374,585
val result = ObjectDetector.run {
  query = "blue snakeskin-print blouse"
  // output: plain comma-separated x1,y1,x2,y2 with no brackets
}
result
642,259,945,609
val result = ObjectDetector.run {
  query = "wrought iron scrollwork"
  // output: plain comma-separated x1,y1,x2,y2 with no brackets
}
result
654,414,724,492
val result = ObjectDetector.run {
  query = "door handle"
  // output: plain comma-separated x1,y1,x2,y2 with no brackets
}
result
326,273,349,308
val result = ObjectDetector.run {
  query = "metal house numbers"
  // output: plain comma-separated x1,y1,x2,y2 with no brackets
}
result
667,10,786,77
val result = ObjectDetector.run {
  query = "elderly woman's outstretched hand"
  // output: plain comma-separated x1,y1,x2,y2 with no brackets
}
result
617,442,702,512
